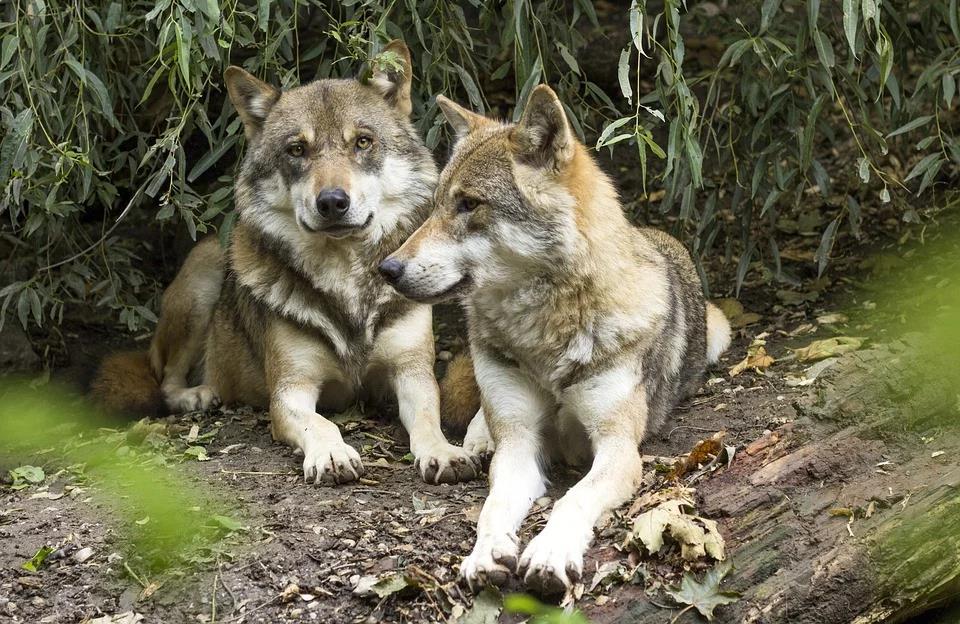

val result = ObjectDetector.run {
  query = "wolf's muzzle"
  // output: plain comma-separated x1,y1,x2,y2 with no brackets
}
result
316,188,350,220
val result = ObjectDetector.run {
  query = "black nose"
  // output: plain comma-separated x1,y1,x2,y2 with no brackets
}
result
378,258,406,284
317,188,350,219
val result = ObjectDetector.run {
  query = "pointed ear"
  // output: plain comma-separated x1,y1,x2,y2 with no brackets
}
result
436,95,490,140
369,40,414,116
512,85,575,168
224,66,280,139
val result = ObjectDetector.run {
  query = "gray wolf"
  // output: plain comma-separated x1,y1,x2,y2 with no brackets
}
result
92,41,480,485
379,84,731,593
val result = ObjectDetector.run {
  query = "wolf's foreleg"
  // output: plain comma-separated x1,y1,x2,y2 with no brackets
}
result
518,367,646,595
373,306,480,484
267,324,363,484
269,382,364,484
460,351,551,591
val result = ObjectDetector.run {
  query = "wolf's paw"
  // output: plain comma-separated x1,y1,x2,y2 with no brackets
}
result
415,442,481,484
302,439,364,485
518,529,584,596
167,385,221,413
460,533,518,591
462,417,495,465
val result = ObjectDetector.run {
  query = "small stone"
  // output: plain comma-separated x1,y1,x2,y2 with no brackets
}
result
73,547,95,564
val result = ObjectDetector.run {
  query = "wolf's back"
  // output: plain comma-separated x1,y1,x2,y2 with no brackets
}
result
89,350,165,417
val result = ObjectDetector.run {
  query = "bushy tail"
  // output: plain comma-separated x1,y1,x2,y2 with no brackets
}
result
89,351,165,417
439,351,481,437
706,302,732,364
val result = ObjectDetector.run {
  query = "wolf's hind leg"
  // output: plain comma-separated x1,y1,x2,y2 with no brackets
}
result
518,366,646,596
463,408,495,460
149,238,224,413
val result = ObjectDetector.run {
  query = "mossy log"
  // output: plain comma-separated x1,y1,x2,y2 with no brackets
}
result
596,343,960,623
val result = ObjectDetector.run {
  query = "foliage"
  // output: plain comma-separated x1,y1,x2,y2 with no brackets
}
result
1,0,957,331
504,593,591,624
0,382,238,571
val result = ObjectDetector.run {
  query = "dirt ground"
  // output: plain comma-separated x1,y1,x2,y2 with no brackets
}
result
1,133,956,622
0,271,876,624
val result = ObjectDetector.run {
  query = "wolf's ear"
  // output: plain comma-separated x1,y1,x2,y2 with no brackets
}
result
224,66,280,139
436,95,489,140
512,85,575,169
369,40,413,116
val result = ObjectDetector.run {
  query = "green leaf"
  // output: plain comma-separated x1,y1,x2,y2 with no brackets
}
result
454,63,483,112
210,514,244,532
0,35,18,72
22,545,55,573
514,55,543,122
807,0,820,32
857,157,870,183
175,22,190,85
760,0,782,33
9,465,45,489
557,42,580,75
462,586,502,624
814,30,835,69
184,446,210,461
886,115,934,138
843,0,859,56
815,217,840,277
618,47,633,103
257,0,270,32
596,116,633,149
943,73,956,108
665,560,740,621
364,572,415,598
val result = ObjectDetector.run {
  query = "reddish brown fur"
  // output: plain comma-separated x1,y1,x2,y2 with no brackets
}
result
89,351,164,417
439,351,481,436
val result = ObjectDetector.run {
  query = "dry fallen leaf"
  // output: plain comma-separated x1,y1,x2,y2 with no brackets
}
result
728,339,775,377
713,298,762,329
792,336,865,362
665,560,739,621
784,356,839,387
626,487,725,562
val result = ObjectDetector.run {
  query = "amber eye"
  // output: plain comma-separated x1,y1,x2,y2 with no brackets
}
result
456,197,480,214
355,135,373,151
287,143,305,158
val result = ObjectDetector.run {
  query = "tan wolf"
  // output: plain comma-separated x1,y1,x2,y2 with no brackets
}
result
92,41,481,485
379,84,731,594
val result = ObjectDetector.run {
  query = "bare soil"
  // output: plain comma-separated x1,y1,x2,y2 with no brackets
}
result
2,152,956,623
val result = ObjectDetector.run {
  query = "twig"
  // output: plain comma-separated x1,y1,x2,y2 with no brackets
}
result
670,604,695,624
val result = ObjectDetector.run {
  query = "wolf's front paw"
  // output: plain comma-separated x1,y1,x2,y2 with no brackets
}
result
518,529,584,596
167,385,221,412
302,439,364,485
460,533,518,591
415,442,481,484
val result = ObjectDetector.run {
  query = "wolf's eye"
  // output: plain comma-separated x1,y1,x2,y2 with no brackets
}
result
287,143,305,158
355,135,373,151
456,198,480,214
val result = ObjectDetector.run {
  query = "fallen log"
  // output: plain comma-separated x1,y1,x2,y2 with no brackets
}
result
592,340,960,623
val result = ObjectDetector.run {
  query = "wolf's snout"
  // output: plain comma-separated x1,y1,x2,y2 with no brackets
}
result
378,258,406,284
316,188,350,219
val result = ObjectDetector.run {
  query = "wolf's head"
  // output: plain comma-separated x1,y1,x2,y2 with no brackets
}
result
380,85,612,303
225,41,435,245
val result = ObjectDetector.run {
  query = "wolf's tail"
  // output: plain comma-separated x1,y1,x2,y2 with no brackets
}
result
89,351,165,417
705,302,733,364
439,351,481,437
